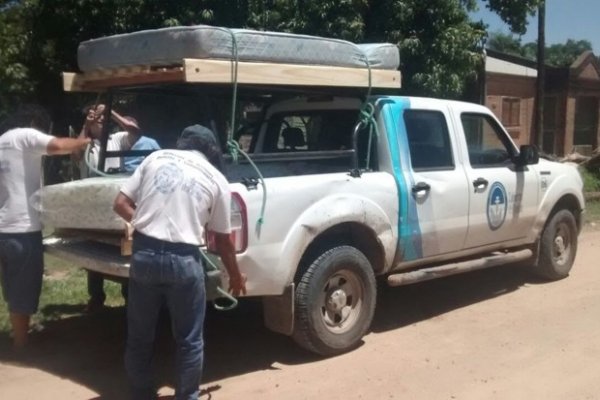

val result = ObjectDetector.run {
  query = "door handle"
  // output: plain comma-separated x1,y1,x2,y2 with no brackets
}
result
412,181,431,194
472,177,489,192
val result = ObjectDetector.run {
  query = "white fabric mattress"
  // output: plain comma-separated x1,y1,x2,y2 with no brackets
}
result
78,25,399,72
39,177,129,231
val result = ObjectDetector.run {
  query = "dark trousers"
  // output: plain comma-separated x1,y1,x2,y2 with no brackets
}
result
0,231,44,314
125,231,206,400
87,270,128,305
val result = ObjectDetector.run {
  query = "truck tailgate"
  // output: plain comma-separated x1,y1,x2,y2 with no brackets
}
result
44,237,130,277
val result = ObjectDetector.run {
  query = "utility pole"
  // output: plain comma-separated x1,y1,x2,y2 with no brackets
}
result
535,1,546,149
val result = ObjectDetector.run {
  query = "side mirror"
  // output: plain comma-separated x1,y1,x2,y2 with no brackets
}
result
515,145,539,166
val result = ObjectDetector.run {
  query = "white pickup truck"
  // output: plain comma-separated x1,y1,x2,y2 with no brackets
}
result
43,93,584,356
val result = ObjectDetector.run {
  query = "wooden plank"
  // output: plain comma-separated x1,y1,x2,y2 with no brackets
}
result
120,237,132,256
62,72,90,93
53,228,132,256
62,67,185,92
183,59,401,88
121,223,133,256
63,58,401,91
55,228,125,238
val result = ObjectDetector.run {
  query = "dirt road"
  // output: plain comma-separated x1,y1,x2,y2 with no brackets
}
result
1,228,599,399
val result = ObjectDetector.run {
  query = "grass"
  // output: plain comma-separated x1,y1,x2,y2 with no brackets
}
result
0,254,125,334
585,200,600,225
580,167,600,192
580,165,600,224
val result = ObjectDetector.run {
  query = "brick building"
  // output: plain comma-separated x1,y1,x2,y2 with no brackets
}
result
482,49,600,156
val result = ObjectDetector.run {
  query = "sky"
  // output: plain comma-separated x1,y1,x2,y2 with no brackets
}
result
470,0,600,52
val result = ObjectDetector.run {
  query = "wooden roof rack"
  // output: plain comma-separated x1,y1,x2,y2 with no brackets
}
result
63,58,401,92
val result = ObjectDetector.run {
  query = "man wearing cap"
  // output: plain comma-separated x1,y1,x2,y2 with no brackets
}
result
113,125,246,400
78,104,161,312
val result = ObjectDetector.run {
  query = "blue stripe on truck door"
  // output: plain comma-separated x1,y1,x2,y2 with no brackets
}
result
382,98,423,261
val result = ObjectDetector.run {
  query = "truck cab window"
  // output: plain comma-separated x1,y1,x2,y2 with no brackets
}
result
265,110,359,152
404,110,454,171
461,113,516,168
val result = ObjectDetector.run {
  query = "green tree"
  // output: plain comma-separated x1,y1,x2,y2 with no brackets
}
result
481,0,543,35
0,0,547,121
245,0,367,40
0,2,35,119
487,32,592,67
244,0,486,97
487,31,527,57
363,0,486,96
546,39,593,67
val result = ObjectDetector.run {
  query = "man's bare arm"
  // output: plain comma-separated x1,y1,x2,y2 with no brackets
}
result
113,192,136,223
214,232,247,296
72,112,95,162
111,110,140,136
47,137,91,156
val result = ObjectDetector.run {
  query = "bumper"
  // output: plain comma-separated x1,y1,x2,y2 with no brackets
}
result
44,236,130,278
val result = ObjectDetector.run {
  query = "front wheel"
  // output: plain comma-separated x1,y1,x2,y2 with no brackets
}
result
534,209,578,280
292,246,377,356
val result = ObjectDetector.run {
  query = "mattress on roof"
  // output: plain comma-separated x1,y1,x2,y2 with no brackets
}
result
39,177,129,231
77,25,400,72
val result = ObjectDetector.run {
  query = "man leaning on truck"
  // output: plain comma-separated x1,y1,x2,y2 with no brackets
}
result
113,124,246,400
0,104,91,349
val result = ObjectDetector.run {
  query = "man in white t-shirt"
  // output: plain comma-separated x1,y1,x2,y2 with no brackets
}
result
78,103,160,174
77,104,160,312
0,104,91,349
113,125,246,400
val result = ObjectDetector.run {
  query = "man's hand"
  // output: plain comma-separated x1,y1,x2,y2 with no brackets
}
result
81,104,105,140
213,232,246,298
228,272,247,297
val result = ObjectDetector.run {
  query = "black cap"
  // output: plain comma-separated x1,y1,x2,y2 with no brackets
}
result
180,124,217,145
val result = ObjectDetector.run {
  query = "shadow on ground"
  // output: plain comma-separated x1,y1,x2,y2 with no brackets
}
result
0,263,537,399
372,262,537,333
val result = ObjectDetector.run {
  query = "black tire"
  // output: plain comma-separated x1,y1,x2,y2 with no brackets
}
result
292,245,377,356
534,209,578,280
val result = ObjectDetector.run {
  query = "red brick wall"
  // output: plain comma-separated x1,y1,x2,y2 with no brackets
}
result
485,73,536,146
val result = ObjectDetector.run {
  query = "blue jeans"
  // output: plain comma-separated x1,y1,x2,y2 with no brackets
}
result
125,232,206,400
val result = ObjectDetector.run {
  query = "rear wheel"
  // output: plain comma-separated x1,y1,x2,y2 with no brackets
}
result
534,209,578,280
293,246,377,356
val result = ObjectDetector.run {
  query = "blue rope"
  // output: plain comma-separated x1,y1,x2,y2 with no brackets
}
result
227,140,267,235
357,47,378,170
359,103,379,169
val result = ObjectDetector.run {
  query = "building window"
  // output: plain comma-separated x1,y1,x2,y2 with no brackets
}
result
502,97,521,127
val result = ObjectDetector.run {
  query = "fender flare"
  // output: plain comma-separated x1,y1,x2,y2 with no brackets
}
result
528,175,584,242
277,194,396,286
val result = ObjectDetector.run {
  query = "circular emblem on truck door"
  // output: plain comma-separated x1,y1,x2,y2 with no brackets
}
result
487,182,507,231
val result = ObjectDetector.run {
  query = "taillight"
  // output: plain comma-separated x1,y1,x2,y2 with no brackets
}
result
206,192,248,254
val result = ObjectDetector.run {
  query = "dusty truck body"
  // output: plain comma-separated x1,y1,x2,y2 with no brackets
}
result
42,26,584,356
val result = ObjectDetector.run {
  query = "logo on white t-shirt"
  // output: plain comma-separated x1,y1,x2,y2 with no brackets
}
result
153,162,183,194
0,160,10,173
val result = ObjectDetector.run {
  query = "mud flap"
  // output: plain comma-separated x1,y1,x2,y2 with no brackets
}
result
262,283,294,336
